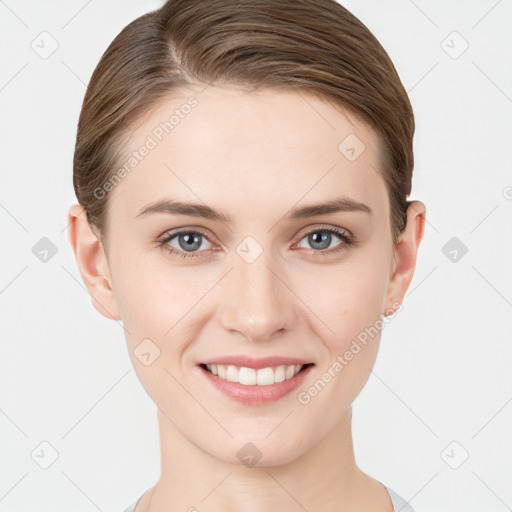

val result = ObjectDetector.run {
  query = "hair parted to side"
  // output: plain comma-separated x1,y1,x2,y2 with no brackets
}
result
73,0,414,248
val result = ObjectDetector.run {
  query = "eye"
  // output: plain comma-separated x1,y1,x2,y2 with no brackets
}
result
157,225,355,260
157,229,214,259
294,226,354,256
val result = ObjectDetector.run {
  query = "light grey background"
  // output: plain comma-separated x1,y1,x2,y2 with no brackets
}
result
1,1,511,511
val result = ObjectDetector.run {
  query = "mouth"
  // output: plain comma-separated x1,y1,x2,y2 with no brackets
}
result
199,362,315,386
198,361,315,404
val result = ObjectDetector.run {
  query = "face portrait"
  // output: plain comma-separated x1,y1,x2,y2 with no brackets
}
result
3,0,508,510
68,84,425,510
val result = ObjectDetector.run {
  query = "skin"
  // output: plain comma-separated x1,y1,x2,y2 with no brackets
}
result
68,85,426,512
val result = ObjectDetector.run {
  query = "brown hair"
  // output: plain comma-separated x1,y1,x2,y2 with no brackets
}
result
73,0,414,247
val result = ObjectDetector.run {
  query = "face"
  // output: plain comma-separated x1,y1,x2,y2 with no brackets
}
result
76,86,415,466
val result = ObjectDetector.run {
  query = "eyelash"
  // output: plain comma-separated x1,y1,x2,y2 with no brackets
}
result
157,225,355,259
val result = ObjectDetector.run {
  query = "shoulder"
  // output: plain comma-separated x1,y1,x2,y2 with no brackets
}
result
123,486,152,512
386,486,416,512
121,500,138,512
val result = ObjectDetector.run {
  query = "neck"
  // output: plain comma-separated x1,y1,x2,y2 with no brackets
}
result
139,406,392,512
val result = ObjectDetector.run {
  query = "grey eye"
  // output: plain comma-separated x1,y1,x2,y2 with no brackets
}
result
169,232,213,252
297,230,343,251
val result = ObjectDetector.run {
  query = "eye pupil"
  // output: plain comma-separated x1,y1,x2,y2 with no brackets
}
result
179,233,202,251
309,232,331,250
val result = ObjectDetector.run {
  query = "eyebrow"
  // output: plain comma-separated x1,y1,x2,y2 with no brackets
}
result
135,196,372,223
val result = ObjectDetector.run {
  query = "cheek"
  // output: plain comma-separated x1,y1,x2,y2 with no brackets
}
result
109,243,185,328
293,254,390,394
109,250,218,365
295,255,390,341
295,264,388,412
109,261,198,403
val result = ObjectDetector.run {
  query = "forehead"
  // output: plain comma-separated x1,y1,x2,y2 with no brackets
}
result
108,86,387,225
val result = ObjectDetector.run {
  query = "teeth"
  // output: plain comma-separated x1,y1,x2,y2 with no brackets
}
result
204,364,304,386
240,366,257,385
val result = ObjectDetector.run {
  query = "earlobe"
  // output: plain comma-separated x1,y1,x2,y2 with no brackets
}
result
384,200,426,314
67,204,121,321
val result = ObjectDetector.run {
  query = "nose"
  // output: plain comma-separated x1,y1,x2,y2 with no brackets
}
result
217,248,297,342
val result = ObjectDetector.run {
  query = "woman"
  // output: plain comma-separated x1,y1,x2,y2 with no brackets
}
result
67,0,426,510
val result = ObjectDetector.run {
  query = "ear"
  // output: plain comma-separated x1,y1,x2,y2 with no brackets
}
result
67,204,121,321
384,200,426,315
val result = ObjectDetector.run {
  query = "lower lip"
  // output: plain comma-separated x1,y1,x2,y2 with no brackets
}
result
198,364,314,404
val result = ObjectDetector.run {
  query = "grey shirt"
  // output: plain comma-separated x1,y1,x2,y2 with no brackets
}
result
122,485,415,511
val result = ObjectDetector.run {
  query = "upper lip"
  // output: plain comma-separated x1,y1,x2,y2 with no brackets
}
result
200,355,313,370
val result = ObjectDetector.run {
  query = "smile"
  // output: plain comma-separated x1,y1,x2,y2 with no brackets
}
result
202,363,314,386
